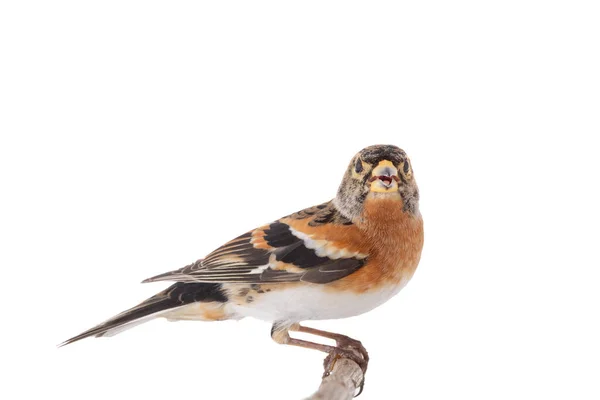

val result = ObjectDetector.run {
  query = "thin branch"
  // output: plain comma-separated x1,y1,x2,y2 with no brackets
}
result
306,357,364,400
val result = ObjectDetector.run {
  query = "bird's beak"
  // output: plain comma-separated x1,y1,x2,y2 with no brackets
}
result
369,160,400,192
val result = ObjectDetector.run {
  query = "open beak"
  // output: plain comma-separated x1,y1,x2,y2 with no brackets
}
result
369,160,400,192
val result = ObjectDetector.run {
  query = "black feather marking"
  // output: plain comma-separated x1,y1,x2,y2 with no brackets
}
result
167,282,228,303
300,259,365,283
264,222,301,247
276,241,331,268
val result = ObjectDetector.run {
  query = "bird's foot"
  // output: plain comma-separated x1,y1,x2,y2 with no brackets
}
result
322,347,368,397
335,335,370,365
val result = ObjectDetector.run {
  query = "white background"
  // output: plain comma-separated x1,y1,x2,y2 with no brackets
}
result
1,1,599,399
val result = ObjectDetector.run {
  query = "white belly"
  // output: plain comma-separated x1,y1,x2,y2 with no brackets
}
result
228,280,409,323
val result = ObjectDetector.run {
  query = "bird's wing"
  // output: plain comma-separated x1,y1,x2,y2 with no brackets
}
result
143,202,368,284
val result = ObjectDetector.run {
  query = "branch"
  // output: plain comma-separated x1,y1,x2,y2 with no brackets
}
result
306,357,364,400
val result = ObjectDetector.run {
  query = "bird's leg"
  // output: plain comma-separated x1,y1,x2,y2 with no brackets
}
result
271,322,336,353
290,324,369,366
271,322,368,395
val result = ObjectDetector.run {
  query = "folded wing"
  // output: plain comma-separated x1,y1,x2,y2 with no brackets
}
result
143,214,367,285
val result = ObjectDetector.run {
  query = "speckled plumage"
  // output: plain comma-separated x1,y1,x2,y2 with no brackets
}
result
61,144,424,387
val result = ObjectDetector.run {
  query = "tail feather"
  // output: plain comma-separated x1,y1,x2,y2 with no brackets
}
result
59,293,178,346
59,282,228,347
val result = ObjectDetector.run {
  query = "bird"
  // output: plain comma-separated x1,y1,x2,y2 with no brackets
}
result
61,144,424,391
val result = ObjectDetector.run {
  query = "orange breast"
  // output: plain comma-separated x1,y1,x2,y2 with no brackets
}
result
329,197,424,293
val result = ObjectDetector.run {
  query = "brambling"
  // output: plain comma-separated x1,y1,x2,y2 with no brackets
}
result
61,144,424,392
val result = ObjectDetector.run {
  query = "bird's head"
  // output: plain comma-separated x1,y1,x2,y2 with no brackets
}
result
334,144,420,221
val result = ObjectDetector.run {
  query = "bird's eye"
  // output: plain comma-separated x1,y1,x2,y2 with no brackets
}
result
355,158,364,173
403,160,410,174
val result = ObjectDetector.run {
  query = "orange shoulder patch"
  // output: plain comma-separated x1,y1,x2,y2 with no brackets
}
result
280,217,370,257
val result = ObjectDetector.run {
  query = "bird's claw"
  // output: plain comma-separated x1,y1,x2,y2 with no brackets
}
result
336,336,370,364
322,347,368,397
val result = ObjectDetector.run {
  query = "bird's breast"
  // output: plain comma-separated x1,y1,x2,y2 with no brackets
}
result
328,197,424,293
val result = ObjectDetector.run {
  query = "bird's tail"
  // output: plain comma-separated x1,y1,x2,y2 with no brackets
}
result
59,282,227,347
